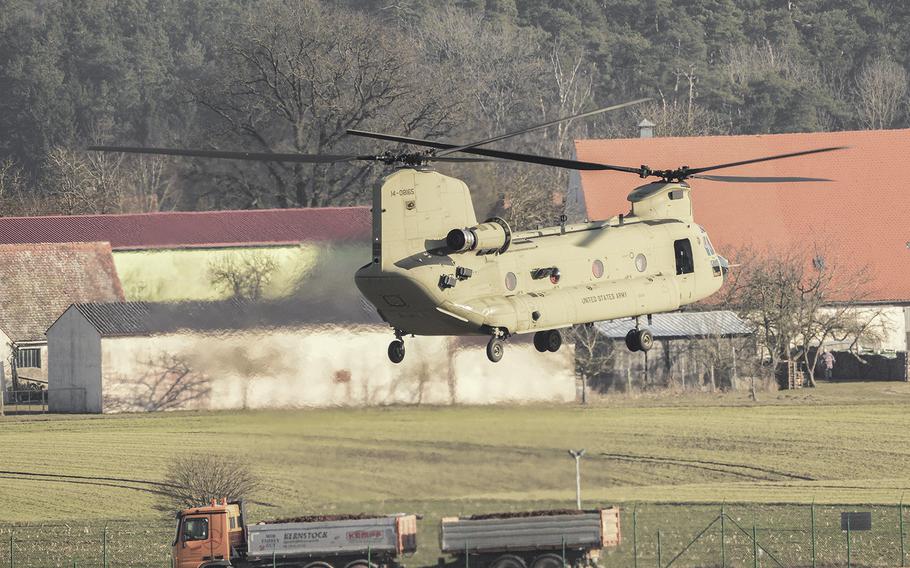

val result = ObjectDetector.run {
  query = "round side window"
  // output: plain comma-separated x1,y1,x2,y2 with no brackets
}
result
592,259,604,278
504,272,517,291
635,253,648,272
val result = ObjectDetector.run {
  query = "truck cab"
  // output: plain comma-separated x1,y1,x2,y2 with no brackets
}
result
173,499,244,568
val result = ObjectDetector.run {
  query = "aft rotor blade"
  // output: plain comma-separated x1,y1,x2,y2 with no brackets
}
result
88,145,371,163
687,146,847,175
434,98,652,158
691,174,833,183
346,130,642,173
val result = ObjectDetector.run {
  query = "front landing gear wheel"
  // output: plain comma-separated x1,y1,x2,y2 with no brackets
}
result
638,327,654,352
486,338,505,363
533,331,547,352
625,329,640,352
545,329,562,352
388,340,405,364
624,328,654,352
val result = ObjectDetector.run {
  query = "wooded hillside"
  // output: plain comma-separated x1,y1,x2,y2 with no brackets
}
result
1,0,907,218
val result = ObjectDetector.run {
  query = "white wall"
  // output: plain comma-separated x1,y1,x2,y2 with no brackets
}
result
47,307,102,412
98,326,576,413
816,305,907,352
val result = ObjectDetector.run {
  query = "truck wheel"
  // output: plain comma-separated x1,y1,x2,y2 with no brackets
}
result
304,562,334,568
345,561,377,568
530,554,565,568
490,555,527,568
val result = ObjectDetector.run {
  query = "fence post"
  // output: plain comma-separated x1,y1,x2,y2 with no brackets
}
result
656,530,662,568
8,531,12,568
465,540,469,568
720,504,726,568
846,514,851,568
901,497,906,568
752,522,758,568
368,545,372,567
561,536,566,568
633,506,638,568
102,526,107,568
272,550,276,568
810,501,816,568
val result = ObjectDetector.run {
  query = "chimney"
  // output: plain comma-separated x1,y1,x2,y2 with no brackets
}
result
638,119,655,138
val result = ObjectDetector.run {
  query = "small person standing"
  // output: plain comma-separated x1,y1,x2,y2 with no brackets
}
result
821,350,836,381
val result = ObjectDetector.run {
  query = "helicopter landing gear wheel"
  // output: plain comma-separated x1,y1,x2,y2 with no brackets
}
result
624,328,654,353
533,330,562,353
486,338,505,363
544,329,562,352
533,331,547,352
388,340,405,364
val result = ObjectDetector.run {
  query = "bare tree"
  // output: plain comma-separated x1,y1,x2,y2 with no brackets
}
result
564,323,615,403
43,146,178,214
208,252,279,301
722,246,887,387
190,0,459,209
854,57,909,129
160,453,259,512
105,354,211,412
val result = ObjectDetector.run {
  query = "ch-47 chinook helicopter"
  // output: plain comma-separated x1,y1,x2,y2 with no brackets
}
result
90,100,842,364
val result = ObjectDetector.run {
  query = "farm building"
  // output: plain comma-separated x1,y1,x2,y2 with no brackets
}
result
0,207,370,302
0,242,124,399
592,311,753,391
47,300,576,413
568,129,910,364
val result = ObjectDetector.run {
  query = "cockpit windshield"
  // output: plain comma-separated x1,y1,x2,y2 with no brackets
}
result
699,227,716,256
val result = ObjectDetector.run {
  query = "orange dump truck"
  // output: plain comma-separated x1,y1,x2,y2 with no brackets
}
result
172,500,418,568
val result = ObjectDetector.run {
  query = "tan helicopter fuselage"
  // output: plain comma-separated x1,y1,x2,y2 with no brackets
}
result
355,168,725,337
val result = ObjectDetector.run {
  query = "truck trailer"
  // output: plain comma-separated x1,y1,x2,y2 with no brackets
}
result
439,508,621,568
172,500,418,568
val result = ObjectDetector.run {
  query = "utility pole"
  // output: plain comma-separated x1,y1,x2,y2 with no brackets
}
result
568,449,586,510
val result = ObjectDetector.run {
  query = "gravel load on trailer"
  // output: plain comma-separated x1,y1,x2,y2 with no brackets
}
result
465,509,589,520
264,513,382,523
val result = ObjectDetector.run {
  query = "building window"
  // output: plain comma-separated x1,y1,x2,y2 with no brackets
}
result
16,348,41,369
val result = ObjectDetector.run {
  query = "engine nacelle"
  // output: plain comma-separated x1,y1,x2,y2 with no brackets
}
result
446,217,511,255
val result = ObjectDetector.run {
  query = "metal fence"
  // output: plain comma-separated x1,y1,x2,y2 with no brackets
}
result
2,389,48,413
1,502,908,567
606,502,909,568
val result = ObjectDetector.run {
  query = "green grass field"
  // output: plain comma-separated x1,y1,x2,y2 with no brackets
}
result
2,381,910,566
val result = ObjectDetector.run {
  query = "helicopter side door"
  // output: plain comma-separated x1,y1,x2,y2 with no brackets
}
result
673,238,696,302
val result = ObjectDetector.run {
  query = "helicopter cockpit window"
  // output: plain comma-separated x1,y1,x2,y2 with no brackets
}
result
674,239,694,275
699,227,716,256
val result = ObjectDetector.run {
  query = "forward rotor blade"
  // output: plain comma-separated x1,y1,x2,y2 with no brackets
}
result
87,145,370,163
687,146,847,175
434,98,651,158
691,174,833,183
346,130,642,173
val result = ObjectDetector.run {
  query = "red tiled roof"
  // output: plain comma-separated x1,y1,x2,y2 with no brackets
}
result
0,207,370,250
0,243,124,341
575,129,910,303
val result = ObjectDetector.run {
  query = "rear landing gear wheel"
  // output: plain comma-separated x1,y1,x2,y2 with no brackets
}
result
388,340,405,363
487,338,505,363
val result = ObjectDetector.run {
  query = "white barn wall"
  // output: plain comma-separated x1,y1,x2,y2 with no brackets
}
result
47,307,102,412
97,327,576,413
